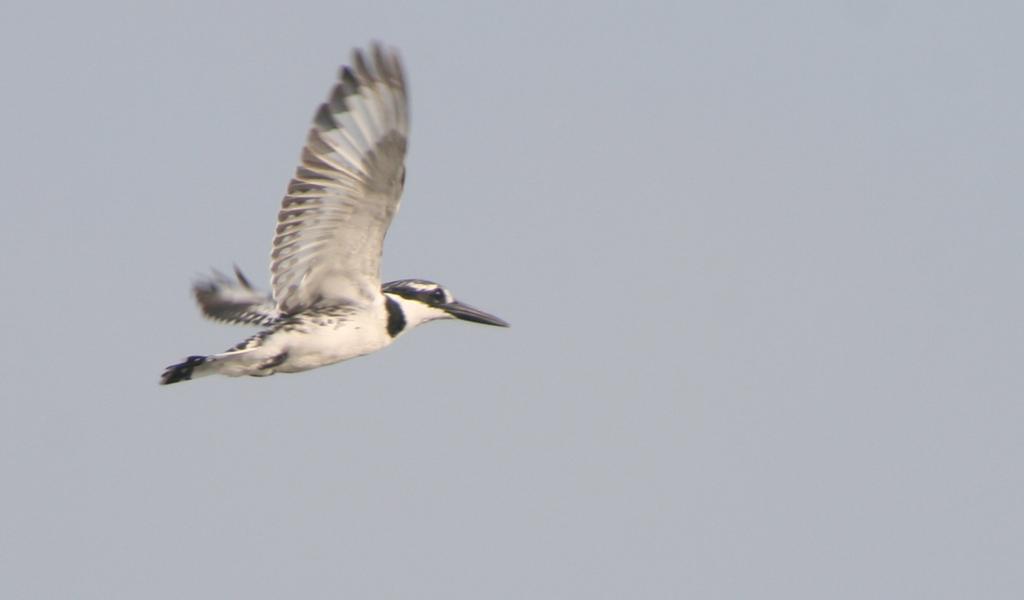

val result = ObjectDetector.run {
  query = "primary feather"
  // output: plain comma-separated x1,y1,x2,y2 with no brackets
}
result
271,44,409,314
192,266,278,326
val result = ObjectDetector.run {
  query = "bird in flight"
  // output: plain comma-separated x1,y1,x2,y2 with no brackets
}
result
160,43,508,385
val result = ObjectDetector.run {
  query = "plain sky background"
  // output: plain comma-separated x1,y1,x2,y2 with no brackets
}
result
1,1,1021,598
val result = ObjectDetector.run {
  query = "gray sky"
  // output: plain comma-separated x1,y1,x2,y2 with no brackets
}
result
2,1,1022,598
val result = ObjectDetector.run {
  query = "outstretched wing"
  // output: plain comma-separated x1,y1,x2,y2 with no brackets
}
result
271,44,409,314
193,267,279,326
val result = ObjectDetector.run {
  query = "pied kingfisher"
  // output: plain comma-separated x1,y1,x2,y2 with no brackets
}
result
160,43,508,385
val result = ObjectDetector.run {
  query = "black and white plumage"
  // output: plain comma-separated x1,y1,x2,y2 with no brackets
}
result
192,266,279,327
161,44,507,385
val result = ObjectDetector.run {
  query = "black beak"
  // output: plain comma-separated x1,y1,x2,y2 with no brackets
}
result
444,301,510,327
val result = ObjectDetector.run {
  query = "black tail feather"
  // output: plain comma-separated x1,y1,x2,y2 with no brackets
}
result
160,355,208,385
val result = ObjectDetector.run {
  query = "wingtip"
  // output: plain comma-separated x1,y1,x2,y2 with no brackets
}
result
233,265,253,290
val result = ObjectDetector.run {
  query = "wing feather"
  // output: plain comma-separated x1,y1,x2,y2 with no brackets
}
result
271,43,409,314
193,267,279,326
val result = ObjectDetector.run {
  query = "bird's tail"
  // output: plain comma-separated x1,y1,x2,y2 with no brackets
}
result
160,355,215,385
160,347,267,385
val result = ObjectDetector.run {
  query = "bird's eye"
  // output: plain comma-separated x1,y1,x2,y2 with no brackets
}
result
432,289,447,302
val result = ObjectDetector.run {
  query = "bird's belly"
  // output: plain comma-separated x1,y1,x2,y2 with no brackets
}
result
271,325,391,373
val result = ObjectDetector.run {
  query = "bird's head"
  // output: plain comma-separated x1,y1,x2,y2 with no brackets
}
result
382,279,509,333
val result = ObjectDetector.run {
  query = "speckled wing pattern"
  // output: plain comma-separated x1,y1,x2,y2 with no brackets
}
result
271,44,409,315
193,267,279,326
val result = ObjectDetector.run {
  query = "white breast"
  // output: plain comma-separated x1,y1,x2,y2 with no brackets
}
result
262,300,395,373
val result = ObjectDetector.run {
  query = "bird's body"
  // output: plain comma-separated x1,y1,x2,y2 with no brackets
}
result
161,44,507,385
170,302,385,381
